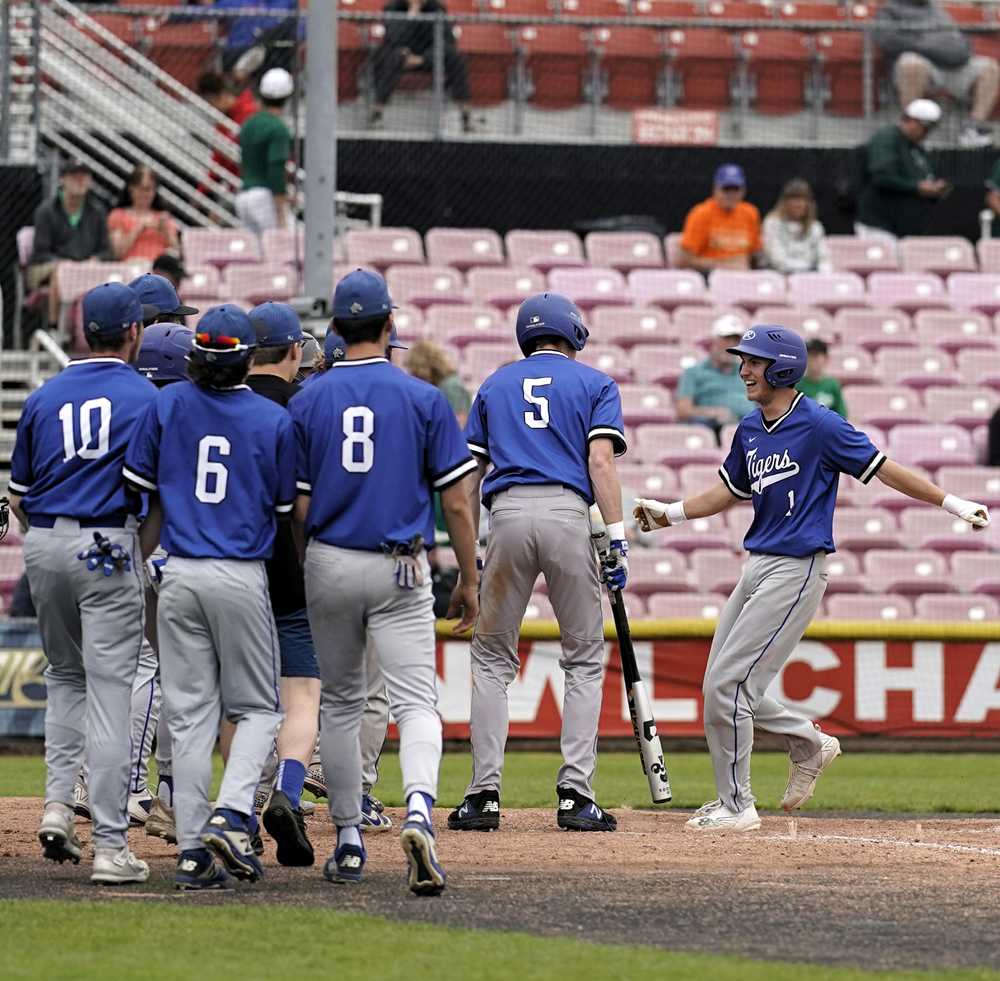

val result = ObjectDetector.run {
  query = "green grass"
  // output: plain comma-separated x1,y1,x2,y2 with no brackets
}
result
4,750,1000,812
2,902,998,981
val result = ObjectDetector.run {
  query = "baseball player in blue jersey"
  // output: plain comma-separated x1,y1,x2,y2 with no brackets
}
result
448,292,628,834
124,303,295,889
635,326,991,832
291,269,480,894
8,282,158,885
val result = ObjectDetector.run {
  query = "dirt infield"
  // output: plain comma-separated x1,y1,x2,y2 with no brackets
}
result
3,798,999,972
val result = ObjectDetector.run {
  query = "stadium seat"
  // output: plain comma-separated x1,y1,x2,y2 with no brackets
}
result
914,594,999,622
940,2,991,24
826,593,914,620
976,238,1000,274
689,548,743,594
867,272,948,312
887,423,975,470
737,29,814,115
385,265,465,309
454,23,517,105
823,551,868,594
390,305,426,344
461,341,522,385
946,273,1000,315
591,25,667,110
601,592,649,619
628,549,690,594
646,592,729,619
514,24,591,108
724,504,753,549
956,349,1000,389
874,348,959,390
833,308,913,351
814,31,866,117
584,231,664,272
425,228,505,270
179,266,221,302
897,507,991,553
923,387,998,428
663,233,684,268
913,310,996,353
862,461,935,514
260,226,313,268
679,463,725,496
935,465,1000,507
777,2,849,20
754,306,834,338
629,344,702,385
862,548,953,595
578,343,632,381
826,345,876,386
426,304,506,346
704,1,772,18
590,306,674,347
337,20,367,100
182,228,261,268
825,235,898,274
467,266,546,308
627,270,707,309
55,261,150,306
707,270,786,308
786,271,866,311
635,423,720,467
0,547,26,588
661,514,734,554
843,385,920,428
616,464,679,498
220,264,297,305
560,0,629,14
619,383,674,424
951,551,1000,596
899,236,976,275
345,228,425,270
629,0,700,18
832,508,901,552
671,306,747,337
662,28,738,110
548,267,629,309
505,230,585,271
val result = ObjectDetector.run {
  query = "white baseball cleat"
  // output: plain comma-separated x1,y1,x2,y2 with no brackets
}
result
685,801,761,832
39,802,82,864
72,782,91,820
693,798,721,817
781,734,842,811
127,791,154,826
91,846,150,885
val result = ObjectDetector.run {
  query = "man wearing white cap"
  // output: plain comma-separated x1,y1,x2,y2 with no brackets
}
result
854,99,950,243
236,67,294,234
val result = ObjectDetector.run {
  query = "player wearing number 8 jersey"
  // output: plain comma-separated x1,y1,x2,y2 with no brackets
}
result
125,303,295,890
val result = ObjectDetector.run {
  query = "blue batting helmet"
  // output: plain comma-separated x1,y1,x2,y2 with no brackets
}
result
726,326,807,388
136,323,194,384
515,292,589,357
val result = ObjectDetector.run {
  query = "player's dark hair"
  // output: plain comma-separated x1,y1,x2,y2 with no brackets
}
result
521,335,572,356
253,344,293,365
805,338,829,356
196,72,226,98
333,313,391,347
187,358,250,390
146,312,186,327
87,330,130,354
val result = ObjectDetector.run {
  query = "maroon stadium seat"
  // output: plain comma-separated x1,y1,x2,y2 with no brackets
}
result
425,228,505,270
585,231,664,272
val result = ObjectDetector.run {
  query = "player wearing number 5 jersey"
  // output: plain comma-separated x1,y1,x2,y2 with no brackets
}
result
290,269,480,895
9,282,157,885
125,303,295,890
448,292,628,834
635,327,991,833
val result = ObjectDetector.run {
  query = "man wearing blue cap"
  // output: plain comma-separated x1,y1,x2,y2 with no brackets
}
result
679,163,763,273
129,273,199,326
8,282,157,885
291,268,479,894
125,303,296,890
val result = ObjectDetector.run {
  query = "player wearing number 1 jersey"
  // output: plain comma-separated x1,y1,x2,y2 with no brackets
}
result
125,303,296,890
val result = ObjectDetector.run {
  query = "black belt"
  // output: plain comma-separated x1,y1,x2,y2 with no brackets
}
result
30,514,131,529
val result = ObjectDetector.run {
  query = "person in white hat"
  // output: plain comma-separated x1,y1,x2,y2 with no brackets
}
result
235,68,295,234
854,99,950,244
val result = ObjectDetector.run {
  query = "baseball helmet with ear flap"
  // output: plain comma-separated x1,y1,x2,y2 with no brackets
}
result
726,326,807,388
515,292,589,356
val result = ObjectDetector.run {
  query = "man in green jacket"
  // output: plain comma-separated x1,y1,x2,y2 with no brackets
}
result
855,99,950,242
797,339,847,418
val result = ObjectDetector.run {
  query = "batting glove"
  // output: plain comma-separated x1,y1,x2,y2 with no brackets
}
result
143,555,167,594
601,538,629,592
633,498,687,532
77,532,132,577
393,554,424,589
943,494,991,528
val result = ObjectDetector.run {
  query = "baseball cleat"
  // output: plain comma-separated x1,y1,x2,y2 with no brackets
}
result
400,817,446,896
252,788,271,814
300,800,316,816
693,798,721,816
361,794,393,832
145,797,177,844
685,801,761,833
262,790,315,867
303,762,327,800
39,803,82,864
175,848,234,891
91,847,150,885
781,734,842,811
323,842,366,884
556,786,617,832
127,791,154,826
447,790,500,832
201,810,264,882
72,782,91,820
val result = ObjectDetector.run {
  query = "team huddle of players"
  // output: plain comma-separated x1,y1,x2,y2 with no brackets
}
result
8,268,990,891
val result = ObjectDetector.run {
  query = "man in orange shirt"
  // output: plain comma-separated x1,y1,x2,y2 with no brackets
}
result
679,164,763,273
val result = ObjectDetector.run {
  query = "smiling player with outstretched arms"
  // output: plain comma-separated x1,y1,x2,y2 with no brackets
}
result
635,327,990,832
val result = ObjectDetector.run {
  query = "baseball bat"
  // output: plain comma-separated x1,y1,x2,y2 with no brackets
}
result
593,531,672,804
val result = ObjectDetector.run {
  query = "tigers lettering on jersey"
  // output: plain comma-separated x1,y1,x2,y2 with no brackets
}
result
720,392,885,557
465,351,626,507
9,358,156,520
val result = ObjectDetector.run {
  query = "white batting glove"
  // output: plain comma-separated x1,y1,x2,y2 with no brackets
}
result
942,494,991,529
633,498,686,532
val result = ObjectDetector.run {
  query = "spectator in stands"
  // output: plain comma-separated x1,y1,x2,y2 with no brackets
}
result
797,338,847,418
197,72,244,187
406,339,472,426
27,158,110,332
874,0,997,149
152,253,187,291
371,0,474,134
678,164,763,273
855,99,950,242
207,0,301,77
762,179,832,274
675,315,752,437
237,68,294,234
108,165,180,263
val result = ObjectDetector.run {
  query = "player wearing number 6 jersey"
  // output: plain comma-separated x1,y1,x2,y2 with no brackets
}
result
125,303,295,890
448,292,628,834
635,326,991,833
290,269,480,895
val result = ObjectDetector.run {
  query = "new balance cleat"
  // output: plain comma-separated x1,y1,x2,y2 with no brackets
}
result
91,847,150,885
201,810,264,882
361,794,393,832
685,801,761,832
39,803,82,864
145,797,177,844
781,733,842,811
447,790,500,832
400,817,446,896
556,787,617,832
323,842,366,884
175,848,234,891
262,789,314,867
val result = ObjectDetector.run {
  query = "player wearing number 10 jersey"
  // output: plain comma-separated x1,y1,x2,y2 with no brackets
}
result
125,303,295,890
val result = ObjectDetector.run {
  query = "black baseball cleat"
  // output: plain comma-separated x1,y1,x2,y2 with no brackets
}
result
446,790,500,831
556,786,617,832
262,790,315,867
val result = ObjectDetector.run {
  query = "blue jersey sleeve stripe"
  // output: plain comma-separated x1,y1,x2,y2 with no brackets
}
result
432,457,478,490
858,450,886,485
718,465,752,500
122,466,157,492
468,441,489,460
275,501,294,514
587,427,627,456
296,480,312,494
7,479,30,495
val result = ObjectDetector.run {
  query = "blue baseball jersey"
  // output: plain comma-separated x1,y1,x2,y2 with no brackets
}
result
720,392,885,557
9,357,156,520
466,351,627,507
124,383,296,559
291,356,476,551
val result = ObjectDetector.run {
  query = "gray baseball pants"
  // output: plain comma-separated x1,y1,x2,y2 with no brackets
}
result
305,542,440,827
24,519,145,849
467,485,605,799
157,557,282,851
704,551,828,813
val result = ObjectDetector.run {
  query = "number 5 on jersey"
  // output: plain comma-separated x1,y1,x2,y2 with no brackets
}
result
523,377,551,429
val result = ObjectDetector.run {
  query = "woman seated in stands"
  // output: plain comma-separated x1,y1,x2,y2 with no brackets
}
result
762,179,832,275
108,164,181,263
